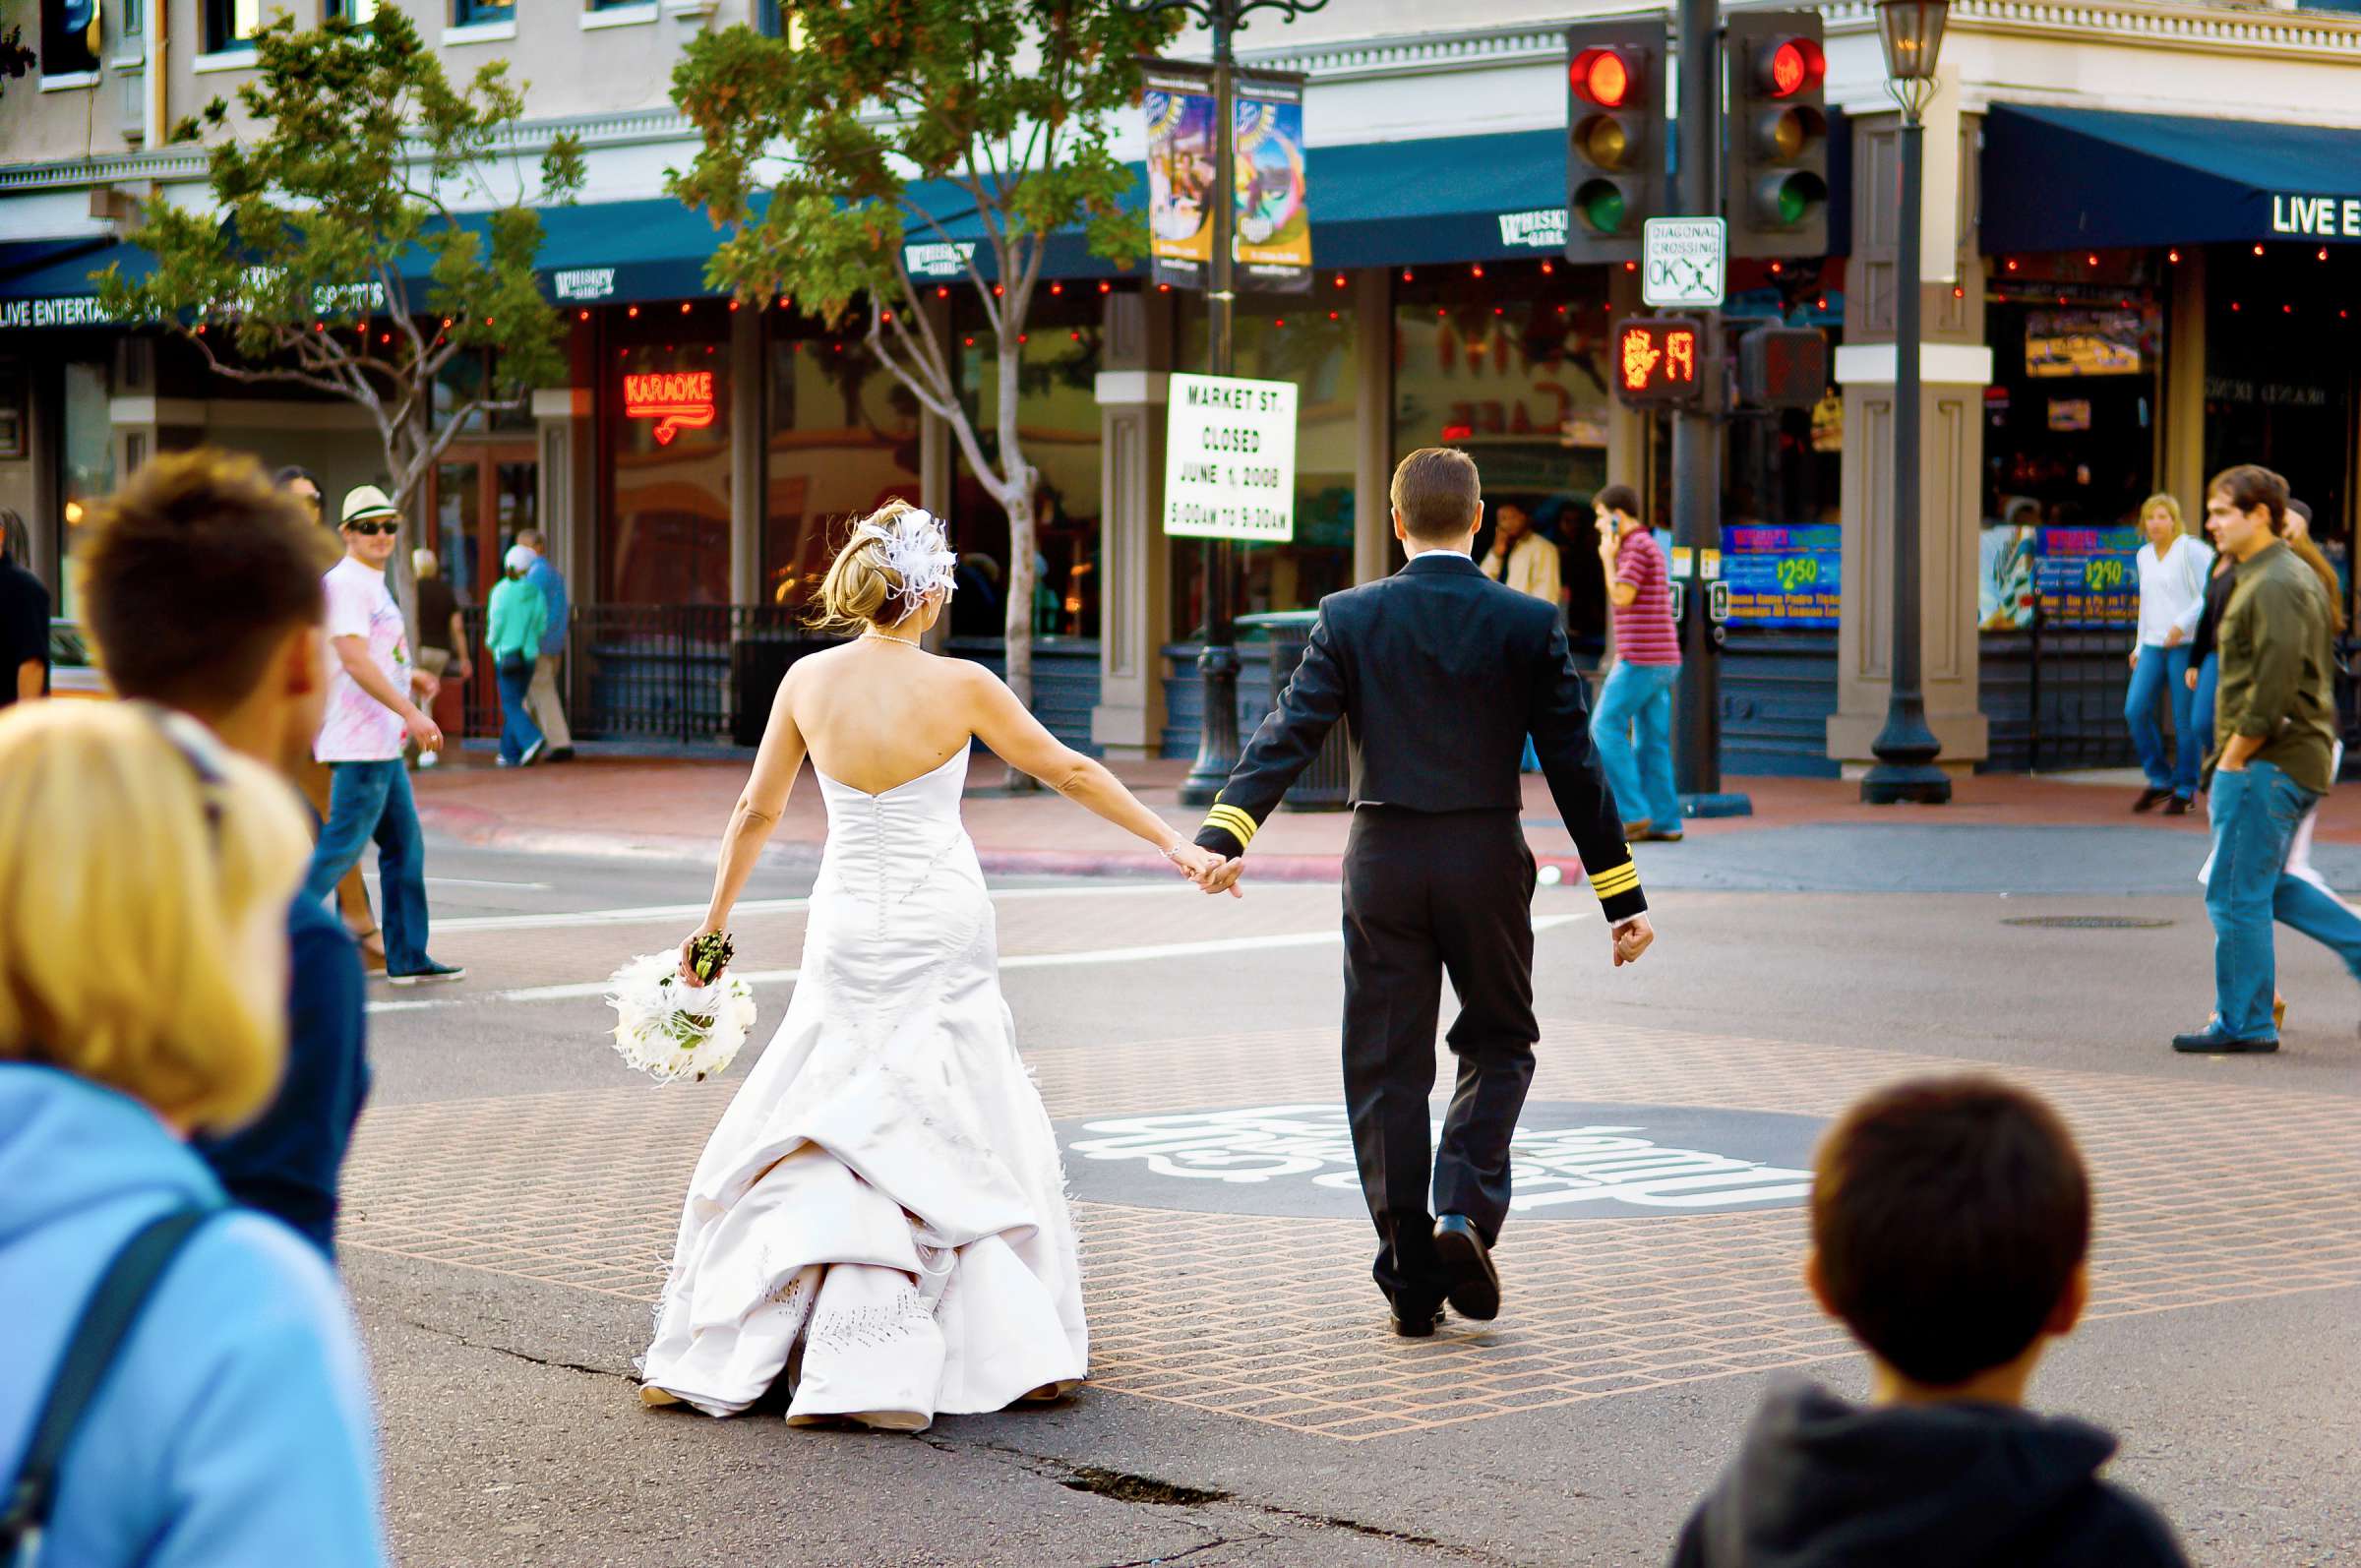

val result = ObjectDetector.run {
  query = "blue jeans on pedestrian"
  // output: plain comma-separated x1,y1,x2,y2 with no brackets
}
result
2205,760,2318,1039
496,655,544,766
2277,871,2361,985
2125,642,2197,797
305,759,431,975
2192,653,2219,776
1594,661,1682,830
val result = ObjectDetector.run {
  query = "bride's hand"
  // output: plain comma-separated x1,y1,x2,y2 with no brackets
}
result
679,928,725,985
1163,842,1223,886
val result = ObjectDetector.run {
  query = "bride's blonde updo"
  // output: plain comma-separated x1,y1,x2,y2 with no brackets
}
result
813,500,957,633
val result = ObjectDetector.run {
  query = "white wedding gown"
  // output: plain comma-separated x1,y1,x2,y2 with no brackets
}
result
639,749,1087,1430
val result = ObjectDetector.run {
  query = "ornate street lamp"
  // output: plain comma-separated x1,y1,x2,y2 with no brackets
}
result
1860,0,1953,805
1117,0,1329,807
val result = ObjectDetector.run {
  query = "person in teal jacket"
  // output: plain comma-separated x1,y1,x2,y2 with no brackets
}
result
487,542,549,767
0,702,386,1567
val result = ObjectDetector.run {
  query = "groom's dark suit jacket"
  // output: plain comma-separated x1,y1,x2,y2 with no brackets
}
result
1191,551,1646,923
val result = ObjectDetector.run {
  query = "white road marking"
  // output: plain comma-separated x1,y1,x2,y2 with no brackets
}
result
363,911,1592,1015
423,879,1204,935
366,874,556,892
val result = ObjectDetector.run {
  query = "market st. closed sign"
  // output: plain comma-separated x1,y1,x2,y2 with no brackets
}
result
2270,193,2361,240
1162,371,1298,542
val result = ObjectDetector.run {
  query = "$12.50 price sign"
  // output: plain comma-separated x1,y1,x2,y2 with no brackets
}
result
1162,373,1299,541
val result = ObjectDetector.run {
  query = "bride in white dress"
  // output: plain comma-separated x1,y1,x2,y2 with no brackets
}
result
638,504,1229,1432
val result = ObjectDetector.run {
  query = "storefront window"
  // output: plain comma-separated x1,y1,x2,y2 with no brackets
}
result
57,360,113,622
1721,261,1845,631
955,289,1106,640
604,316,730,605
763,311,923,610
1390,260,1612,640
2202,244,2357,613
1175,292,1358,636
1980,251,2164,633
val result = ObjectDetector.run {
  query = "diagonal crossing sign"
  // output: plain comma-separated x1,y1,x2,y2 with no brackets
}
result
1642,216,1726,309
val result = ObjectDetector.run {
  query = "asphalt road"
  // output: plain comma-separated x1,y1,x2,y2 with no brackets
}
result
346,831,2361,1567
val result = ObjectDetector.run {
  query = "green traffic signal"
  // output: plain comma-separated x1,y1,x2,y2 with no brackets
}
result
1575,179,1628,235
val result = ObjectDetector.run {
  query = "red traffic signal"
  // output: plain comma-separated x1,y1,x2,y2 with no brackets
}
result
1613,317,1706,405
1572,46,1633,107
1764,36,1824,97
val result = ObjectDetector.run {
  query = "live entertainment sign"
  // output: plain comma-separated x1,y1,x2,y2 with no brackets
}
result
2270,193,2361,240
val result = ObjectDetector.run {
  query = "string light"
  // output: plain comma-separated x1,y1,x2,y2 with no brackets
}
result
1098,280,1112,294
1953,285,1965,299
937,285,949,299
1157,282,1170,292
1623,261,1637,272
1471,264,1484,278
2231,301,2242,313
2254,244,2265,257
1540,260,1553,274
2086,254,2098,268
1327,310,1338,320
1051,281,1063,295
628,305,639,318
2005,259,2019,272
2167,250,2181,264
1333,273,1347,289
880,309,893,323
2320,247,2331,262
992,283,1003,296
680,302,692,314
1272,319,1284,329
1401,269,1414,282
1769,262,1783,275
962,335,974,346
577,310,589,321
729,299,740,311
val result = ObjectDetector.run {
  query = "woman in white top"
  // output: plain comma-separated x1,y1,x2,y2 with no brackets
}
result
2124,493,2211,814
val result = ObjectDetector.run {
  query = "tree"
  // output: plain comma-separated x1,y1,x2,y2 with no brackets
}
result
670,0,1178,713
94,10,582,525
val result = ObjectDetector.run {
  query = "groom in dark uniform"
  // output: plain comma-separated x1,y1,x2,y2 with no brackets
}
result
1193,448,1656,1336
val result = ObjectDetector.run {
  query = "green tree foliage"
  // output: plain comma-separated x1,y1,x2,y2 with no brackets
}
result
94,10,583,521
671,0,1177,708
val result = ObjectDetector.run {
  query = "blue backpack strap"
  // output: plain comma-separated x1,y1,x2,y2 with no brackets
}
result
1,1204,220,1564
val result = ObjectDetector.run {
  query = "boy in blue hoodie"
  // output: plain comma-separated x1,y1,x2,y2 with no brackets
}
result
1670,1076,2188,1568
80,452,368,1254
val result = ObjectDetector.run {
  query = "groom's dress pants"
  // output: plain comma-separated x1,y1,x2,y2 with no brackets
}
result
1342,805,1539,1306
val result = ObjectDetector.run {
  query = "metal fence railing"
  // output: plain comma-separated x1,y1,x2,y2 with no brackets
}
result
455,604,837,746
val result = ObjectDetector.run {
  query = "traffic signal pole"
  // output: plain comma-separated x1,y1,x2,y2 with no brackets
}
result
1670,0,1725,800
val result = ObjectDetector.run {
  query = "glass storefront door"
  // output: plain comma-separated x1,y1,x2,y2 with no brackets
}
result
431,444,537,722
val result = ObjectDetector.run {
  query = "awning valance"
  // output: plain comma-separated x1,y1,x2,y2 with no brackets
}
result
1982,104,2361,254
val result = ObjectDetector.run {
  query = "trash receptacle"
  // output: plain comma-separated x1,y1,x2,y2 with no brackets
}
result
1238,611,1351,812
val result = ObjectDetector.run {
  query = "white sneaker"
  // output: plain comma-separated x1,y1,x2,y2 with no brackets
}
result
521,737,547,766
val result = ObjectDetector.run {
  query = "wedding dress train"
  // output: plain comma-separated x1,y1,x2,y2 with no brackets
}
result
638,749,1087,1430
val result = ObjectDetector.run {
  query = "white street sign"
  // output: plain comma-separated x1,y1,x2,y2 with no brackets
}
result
1643,216,1726,310
1162,373,1299,542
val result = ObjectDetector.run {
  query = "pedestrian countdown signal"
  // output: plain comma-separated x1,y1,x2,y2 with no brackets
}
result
1612,317,1706,405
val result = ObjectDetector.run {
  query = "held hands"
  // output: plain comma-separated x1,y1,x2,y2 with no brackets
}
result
1165,842,1243,898
1609,914,1655,967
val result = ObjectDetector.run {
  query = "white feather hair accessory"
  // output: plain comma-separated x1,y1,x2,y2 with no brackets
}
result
853,508,959,614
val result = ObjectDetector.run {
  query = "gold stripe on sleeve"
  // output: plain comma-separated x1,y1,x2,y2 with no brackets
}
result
1588,862,1641,897
1203,804,1259,849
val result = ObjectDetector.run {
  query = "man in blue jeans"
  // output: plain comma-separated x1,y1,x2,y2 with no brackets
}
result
306,485,464,987
2176,464,2336,1055
1591,484,1685,842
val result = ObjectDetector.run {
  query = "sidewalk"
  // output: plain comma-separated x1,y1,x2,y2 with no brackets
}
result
411,750,2361,879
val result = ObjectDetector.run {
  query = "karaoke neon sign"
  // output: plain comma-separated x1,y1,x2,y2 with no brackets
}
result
623,370,716,445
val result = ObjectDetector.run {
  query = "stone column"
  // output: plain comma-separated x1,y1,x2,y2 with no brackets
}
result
2161,247,2209,518
729,302,763,605
1090,289,1174,759
1352,268,1395,584
1826,107,1992,772
530,387,592,602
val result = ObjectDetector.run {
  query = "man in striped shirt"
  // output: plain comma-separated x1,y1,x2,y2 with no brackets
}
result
1593,483,1685,842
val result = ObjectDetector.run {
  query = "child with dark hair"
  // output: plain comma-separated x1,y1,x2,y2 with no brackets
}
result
1670,1076,2188,1567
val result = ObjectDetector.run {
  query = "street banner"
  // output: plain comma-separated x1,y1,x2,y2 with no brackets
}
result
2031,524,2140,626
1162,372,1298,542
1233,74,1310,293
1721,523,1841,627
1142,64,1310,293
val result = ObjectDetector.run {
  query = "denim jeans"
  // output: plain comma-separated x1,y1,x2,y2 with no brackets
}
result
2205,760,2318,1038
2276,872,2361,984
2125,642,2197,796
1594,661,1683,829
2192,653,2218,775
496,656,544,765
304,759,431,974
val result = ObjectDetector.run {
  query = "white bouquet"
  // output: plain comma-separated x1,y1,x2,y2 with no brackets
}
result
606,935,757,1084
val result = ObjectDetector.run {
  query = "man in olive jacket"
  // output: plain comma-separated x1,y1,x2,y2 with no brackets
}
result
2175,464,2338,1055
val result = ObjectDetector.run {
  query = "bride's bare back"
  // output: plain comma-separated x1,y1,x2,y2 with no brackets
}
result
784,639,999,796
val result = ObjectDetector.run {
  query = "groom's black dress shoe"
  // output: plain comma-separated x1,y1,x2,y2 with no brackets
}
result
1433,1215,1501,1321
1389,1301,1444,1338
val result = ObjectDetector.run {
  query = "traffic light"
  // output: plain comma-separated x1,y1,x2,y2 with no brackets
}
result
1737,325,1829,408
1612,317,1706,406
1724,12,1830,259
1564,22,1665,265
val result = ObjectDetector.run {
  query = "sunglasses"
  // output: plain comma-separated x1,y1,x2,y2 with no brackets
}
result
342,519,399,536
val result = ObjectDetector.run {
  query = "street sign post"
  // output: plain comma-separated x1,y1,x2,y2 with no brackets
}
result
1162,372,1300,542
1642,216,1726,309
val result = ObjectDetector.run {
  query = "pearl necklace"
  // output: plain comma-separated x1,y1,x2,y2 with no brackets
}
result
860,631,923,648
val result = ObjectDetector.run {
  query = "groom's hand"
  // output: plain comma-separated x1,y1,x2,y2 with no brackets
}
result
1610,914,1655,967
1199,857,1245,898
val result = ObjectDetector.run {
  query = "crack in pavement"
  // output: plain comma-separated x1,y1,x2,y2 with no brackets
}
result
395,1314,631,1383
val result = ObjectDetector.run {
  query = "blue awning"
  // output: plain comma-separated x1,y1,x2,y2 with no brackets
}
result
0,237,148,328
1983,104,2361,253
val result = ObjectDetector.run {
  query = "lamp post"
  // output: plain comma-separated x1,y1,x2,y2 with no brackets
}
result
1861,0,1953,806
1117,0,1328,807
